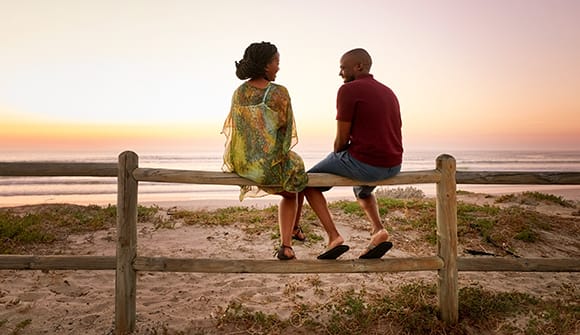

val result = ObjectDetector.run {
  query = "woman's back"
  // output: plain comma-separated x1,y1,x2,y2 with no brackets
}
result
223,82,306,199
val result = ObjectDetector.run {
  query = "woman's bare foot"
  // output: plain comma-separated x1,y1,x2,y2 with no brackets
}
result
292,226,306,242
276,245,296,260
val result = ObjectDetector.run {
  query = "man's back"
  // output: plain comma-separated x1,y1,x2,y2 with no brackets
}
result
336,74,403,167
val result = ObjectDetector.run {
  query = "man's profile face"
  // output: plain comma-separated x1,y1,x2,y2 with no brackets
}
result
339,55,357,83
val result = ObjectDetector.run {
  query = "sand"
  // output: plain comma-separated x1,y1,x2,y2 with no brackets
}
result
0,189,579,334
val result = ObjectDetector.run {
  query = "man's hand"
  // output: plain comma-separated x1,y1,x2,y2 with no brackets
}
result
334,120,352,152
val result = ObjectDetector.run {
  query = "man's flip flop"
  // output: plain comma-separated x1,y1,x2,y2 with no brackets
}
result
317,245,350,260
359,241,393,259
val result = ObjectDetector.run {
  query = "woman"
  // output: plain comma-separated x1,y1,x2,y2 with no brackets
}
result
222,42,307,260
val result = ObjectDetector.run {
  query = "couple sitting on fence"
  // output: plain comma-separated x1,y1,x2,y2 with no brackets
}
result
222,42,403,260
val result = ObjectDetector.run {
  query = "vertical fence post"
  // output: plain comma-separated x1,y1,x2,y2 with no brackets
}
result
116,151,138,334
436,154,458,324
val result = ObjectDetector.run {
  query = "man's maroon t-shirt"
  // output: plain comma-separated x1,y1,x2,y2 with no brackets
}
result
336,74,403,167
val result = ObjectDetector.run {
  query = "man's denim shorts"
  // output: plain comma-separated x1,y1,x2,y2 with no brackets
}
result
307,150,401,199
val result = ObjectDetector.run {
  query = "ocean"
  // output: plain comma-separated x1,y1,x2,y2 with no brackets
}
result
1,149,579,207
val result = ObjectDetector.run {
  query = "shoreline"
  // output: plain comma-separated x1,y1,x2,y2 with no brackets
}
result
2,185,579,210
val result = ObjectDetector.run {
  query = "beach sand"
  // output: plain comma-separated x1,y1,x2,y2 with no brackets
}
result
0,189,579,334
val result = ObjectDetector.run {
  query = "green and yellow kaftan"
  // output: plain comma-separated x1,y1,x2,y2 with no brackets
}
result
222,82,308,200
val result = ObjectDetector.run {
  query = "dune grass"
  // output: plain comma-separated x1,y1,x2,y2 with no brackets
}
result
0,191,578,334
213,280,579,335
496,191,575,208
0,204,158,254
1,191,577,256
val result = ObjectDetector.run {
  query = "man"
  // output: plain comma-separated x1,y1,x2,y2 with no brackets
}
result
304,48,403,259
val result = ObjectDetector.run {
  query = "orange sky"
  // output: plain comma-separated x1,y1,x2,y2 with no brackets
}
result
1,117,217,152
1,1,579,152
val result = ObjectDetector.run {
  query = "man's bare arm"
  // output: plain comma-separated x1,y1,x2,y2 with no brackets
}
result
334,120,352,152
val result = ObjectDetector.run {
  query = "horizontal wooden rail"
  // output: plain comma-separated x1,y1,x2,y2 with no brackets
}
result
456,171,580,185
0,255,116,270
132,168,442,186
0,162,118,177
133,256,444,273
3,162,578,186
3,255,578,273
458,257,580,272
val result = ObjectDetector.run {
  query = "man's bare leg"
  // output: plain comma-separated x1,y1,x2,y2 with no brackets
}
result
357,194,389,245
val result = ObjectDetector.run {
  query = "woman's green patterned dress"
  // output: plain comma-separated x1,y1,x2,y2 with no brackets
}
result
222,82,308,200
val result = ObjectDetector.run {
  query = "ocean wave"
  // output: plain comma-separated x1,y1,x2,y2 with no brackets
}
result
0,186,237,197
1,150,578,200
0,178,117,186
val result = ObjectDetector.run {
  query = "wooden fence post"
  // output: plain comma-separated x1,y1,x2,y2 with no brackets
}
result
116,151,139,334
436,154,458,323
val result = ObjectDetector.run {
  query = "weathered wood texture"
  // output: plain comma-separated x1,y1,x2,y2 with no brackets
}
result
116,151,139,335
458,257,580,272
132,168,441,186
456,171,580,184
436,154,459,324
1,256,577,273
3,162,578,185
0,255,115,270
0,162,117,176
132,256,444,273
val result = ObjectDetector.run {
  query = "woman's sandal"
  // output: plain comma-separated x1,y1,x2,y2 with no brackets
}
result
276,245,296,260
292,226,306,242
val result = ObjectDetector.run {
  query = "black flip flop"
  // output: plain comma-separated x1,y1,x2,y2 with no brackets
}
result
317,245,350,260
359,241,393,259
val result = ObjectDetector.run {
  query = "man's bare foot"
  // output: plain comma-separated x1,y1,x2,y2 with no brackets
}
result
327,235,345,250
369,229,389,246
359,229,391,258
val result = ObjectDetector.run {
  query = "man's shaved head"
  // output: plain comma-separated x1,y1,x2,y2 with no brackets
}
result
342,48,372,72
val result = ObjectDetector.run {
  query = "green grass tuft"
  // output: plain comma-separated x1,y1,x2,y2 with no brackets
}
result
213,281,579,335
0,204,161,254
496,191,575,208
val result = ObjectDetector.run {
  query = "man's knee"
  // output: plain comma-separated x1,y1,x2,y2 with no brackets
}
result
354,186,376,199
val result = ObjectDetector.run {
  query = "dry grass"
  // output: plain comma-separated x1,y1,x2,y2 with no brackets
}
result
1,189,578,334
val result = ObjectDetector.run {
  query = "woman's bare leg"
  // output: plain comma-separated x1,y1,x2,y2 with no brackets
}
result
303,187,344,249
278,192,298,258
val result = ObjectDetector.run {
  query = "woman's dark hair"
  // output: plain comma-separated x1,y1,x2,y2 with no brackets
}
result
235,42,278,80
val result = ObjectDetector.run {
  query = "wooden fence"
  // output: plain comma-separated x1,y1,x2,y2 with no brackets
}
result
1,151,579,335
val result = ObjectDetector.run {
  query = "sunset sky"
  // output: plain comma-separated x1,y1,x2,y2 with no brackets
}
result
1,0,579,153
